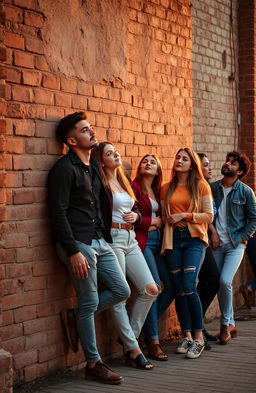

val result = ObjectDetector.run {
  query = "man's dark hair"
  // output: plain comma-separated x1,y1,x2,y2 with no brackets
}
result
56,111,87,145
198,153,207,161
226,151,251,179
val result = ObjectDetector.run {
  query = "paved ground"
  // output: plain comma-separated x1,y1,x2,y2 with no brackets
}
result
15,308,256,393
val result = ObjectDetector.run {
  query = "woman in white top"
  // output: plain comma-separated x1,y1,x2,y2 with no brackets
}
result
91,142,158,370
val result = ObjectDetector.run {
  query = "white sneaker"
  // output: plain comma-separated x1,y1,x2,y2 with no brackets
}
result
186,340,205,359
176,338,193,354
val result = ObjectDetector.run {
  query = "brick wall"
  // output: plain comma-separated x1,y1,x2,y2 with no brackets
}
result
192,0,239,178
192,0,256,320
0,0,192,384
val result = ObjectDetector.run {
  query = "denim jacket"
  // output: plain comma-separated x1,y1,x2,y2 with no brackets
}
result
210,179,256,248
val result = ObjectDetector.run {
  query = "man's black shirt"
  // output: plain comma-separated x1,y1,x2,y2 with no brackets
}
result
48,150,111,256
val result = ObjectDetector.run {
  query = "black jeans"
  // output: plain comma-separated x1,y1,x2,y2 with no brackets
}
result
197,247,220,317
246,234,256,280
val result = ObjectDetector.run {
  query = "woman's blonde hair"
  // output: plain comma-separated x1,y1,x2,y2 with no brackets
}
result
91,142,136,200
164,148,207,214
134,154,163,196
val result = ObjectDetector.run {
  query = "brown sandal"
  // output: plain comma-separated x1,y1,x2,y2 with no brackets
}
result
148,343,168,361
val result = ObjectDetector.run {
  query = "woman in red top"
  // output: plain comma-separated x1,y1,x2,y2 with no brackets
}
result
132,155,173,361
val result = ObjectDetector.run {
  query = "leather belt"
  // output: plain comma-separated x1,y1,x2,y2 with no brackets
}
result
111,222,134,230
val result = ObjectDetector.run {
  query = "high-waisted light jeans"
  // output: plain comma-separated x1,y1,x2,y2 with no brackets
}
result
110,228,157,351
212,242,246,325
56,239,130,362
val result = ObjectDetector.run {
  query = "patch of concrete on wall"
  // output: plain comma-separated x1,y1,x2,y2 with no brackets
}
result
39,0,128,82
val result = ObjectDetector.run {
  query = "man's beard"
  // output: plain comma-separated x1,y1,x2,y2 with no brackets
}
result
221,166,236,177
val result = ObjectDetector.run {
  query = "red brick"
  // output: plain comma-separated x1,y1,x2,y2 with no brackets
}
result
24,289,46,305
4,32,24,49
13,119,35,136
14,51,34,68
120,129,134,143
2,310,14,326
34,89,54,105
93,85,107,98
6,205,26,221
5,100,26,118
14,350,38,369
25,331,48,350
0,322,23,341
38,343,65,363
2,336,25,355
25,104,46,120
55,92,72,107
95,113,109,127
72,95,87,110
126,144,139,156
2,279,18,296
16,247,36,263
36,302,56,318
35,55,49,71
0,46,7,62
12,85,34,102
24,362,48,382
47,139,63,155
25,37,44,54
3,5,23,22
14,305,36,323
24,11,44,27
24,276,47,292
23,171,47,187
61,78,77,93
25,138,46,154
22,70,41,86
5,172,22,187
46,106,64,121
24,315,58,335
6,263,31,279
13,189,34,204
77,81,93,96
42,74,60,90
87,97,102,111
2,294,24,311
32,261,55,276
102,100,117,114
6,137,24,153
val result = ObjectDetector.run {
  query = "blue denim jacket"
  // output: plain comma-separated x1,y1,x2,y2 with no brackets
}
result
210,179,256,248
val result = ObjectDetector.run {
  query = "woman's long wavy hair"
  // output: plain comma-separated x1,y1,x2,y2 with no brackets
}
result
91,142,136,200
164,148,207,214
134,154,163,196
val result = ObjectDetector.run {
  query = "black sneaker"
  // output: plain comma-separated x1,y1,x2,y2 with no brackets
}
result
203,328,217,341
186,340,205,359
203,334,212,350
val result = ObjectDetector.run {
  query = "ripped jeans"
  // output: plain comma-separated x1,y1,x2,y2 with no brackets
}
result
165,228,205,333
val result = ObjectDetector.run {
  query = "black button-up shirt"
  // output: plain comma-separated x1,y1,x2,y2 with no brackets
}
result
48,150,111,256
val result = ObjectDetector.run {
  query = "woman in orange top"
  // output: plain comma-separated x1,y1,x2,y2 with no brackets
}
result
161,148,213,359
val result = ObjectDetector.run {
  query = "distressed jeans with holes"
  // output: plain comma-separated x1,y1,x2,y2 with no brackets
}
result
110,228,157,352
165,228,205,333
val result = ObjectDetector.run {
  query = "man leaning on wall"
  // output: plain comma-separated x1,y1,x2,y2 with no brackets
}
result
48,111,131,385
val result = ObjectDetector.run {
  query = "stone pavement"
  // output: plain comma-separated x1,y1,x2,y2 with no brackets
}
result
15,309,256,393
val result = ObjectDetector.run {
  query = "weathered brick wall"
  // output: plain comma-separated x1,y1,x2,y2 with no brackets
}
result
192,0,239,178
192,0,254,320
0,0,192,384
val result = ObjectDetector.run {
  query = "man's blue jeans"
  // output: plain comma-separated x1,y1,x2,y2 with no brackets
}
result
56,239,130,362
165,228,205,333
142,230,174,341
212,242,246,325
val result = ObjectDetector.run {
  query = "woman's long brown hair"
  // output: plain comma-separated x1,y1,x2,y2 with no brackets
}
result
164,148,208,214
134,154,163,196
91,142,136,200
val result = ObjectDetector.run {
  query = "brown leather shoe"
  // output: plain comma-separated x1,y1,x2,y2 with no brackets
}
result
60,309,79,352
219,324,231,345
85,361,124,384
229,324,238,338
148,343,168,361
